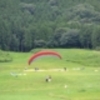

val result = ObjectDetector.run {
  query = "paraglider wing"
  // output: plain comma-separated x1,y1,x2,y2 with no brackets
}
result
28,50,62,65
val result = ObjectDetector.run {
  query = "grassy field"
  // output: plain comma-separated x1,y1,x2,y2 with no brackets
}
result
0,49,100,100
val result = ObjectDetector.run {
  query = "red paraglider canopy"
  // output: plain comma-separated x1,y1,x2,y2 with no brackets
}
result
28,50,62,65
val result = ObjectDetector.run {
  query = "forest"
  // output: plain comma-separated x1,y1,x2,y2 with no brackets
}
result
0,0,100,51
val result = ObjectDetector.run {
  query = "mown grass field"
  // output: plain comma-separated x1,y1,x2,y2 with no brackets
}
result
0,49,100,100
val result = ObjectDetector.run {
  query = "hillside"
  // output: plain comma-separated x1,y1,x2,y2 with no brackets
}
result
0,49,99,70
0,49,100,100
0,0,100,51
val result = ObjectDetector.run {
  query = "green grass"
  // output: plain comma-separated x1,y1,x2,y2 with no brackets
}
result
0,50,12,62
0,49,100,100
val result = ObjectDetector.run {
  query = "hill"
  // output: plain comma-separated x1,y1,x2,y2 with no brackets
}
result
1,49,100,70
0,0,100,51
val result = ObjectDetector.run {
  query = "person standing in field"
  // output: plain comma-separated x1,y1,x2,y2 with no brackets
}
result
45,75,52,82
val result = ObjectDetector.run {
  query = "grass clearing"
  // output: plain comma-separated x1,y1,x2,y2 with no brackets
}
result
0,49,100,100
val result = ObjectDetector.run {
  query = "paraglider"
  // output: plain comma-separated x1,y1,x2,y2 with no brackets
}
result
28,50,62,65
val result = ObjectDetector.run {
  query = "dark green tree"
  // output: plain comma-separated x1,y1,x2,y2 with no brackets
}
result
60,29,80,48
79,25,93,48
92,25,100,49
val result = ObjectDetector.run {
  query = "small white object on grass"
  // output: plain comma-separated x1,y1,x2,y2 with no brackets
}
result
95,70,98,72
64,85,68,88
48,79,51,82
10,72,18,77
23,73,27,75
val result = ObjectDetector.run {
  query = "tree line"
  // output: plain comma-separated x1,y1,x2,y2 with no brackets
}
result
0,0,100,51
